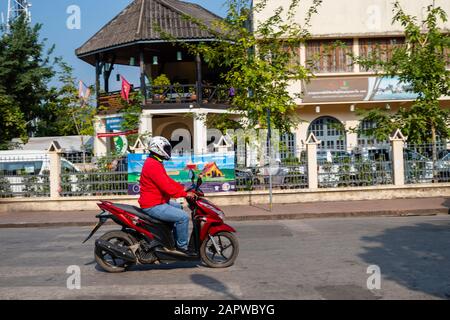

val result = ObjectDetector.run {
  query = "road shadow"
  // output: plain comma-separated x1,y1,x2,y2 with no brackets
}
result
359,221,450,299
94,261,200,273
190,274,240,300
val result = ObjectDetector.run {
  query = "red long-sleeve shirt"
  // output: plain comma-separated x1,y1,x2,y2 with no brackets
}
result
138,157,187,209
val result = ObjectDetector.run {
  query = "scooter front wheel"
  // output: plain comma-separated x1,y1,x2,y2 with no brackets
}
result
200,232,239,268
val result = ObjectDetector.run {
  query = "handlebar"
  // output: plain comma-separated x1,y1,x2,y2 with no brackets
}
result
186,184,204,197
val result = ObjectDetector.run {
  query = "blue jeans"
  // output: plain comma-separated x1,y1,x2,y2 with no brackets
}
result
142,201,189,250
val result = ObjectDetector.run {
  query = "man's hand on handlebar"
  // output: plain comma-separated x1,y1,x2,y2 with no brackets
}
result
186,191,198,200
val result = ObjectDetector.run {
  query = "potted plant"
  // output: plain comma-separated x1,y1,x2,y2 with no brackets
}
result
173,82,184,103
189,86,197,101
152,74,171,102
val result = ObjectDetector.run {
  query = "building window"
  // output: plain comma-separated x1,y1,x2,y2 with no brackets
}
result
358,37,405,71
281,44,301,73
308,116,346,150
306,39,353,73
280,133,296,160
357,120,383,146
445,47,450,69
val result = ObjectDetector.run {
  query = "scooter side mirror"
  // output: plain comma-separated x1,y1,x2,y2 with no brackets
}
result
189,169,196,183
197,175,203,187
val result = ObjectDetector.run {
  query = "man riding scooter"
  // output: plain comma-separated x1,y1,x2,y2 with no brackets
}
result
138,136,197,255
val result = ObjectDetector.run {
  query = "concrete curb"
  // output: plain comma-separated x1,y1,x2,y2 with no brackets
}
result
0,208,447,229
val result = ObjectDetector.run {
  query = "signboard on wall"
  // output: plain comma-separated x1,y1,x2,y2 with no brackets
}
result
127,152,237,195
302,76,420,103
302,77,369,103
106,117,124,132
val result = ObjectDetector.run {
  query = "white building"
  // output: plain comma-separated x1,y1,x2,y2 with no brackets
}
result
255,0,450,150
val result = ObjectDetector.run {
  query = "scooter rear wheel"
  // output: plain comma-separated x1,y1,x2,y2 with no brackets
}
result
200,232,239,268
95,231,136,273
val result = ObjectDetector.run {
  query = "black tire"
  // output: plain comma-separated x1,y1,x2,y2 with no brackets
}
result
94,231,136,273
200,232,239,268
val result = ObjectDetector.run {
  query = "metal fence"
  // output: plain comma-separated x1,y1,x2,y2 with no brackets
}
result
317,145,393,188
0,154,50,198
3,141,450,199
60,155,129,197
404,143,449,184
235,146,308,191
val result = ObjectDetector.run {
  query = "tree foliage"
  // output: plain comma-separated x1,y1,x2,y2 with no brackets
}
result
0,15,55,145
36,62,96,138
0,16,96,149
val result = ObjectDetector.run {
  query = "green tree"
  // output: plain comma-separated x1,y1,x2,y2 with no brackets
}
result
0,15,55,148
161,0,322,133
353,1,450,161
35,62,96,139
120,92,146,148
0,94,27,149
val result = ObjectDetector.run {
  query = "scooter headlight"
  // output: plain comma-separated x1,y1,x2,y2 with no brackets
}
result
201,202,225,220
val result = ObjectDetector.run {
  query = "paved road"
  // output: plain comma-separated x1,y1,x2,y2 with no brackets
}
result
1,215,450,300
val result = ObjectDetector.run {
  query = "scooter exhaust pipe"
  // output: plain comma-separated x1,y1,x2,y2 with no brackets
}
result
95,239,137,263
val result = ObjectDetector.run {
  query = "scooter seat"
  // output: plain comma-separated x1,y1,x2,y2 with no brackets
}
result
113,203,173,226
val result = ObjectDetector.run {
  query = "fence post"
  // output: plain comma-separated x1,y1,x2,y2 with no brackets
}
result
47,141,63,199
130,136,147,154
306,133,320,190
390,129,407,186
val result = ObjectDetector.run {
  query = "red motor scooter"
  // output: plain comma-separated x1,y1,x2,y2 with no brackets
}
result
83,170,239,273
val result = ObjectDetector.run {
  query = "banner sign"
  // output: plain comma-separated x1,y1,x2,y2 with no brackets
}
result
127,152,237,195
302,76,420,103
106,117,124,132
302,77,369,103
97,130,138,138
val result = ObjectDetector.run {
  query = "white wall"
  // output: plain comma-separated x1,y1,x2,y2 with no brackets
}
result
254,0,450,37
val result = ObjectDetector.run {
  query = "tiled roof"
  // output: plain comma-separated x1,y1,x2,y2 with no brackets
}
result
76,0,221,57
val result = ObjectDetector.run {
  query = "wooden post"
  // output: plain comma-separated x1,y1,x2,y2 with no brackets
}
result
196,53,203,104
95,54,101,109
140,48,147,103
103,56,116,94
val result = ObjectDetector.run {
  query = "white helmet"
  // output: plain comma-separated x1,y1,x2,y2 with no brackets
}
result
149,136,172,160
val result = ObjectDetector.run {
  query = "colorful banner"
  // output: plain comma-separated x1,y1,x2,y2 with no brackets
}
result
127,152,236,195
302,76,420,103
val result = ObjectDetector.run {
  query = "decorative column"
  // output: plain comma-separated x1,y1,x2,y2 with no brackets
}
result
47,141,62,199
345,119,359,151
193,111,208,154
139,110,153,138
390,129,407,186
93,116,108,156
306,133,320,190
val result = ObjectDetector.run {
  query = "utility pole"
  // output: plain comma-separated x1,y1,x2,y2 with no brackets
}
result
267,108,273,212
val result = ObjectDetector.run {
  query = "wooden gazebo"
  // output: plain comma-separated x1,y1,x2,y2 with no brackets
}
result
76,0,230,113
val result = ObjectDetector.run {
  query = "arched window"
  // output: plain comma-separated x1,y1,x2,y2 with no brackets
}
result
308,116,346,150
357,120,390,147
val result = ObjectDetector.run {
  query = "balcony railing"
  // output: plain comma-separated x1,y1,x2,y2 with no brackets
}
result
146,84,232,105
98,84,232,109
